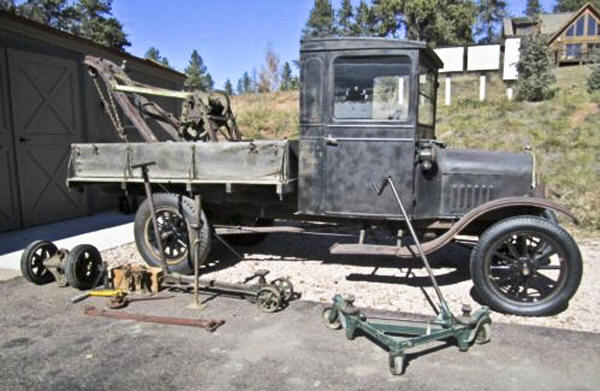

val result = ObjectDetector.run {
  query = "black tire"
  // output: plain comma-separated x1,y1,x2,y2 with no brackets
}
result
64,244,103,290
134,193,210,275
20,240,57,284
470,216,582,316
224,217,272,247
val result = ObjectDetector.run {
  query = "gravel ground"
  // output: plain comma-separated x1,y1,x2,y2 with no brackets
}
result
102,231,600,333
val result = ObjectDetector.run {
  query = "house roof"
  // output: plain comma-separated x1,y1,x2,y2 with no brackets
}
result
0,10,185,79
547,2,600,44
539,12,573,35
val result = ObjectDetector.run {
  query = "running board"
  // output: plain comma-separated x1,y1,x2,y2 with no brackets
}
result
329,242,425,258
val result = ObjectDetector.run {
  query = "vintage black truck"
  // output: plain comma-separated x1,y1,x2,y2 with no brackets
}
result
64,38,582,317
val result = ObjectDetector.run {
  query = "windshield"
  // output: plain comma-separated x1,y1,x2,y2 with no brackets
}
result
333,56,411,121
418,65,436,127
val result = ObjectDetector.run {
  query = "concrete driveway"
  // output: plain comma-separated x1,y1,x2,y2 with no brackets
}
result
0,277,598,391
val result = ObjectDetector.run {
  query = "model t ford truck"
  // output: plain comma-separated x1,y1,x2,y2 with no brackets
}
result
62,38,582,316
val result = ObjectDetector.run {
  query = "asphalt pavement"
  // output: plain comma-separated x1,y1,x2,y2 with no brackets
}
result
1,277,598,391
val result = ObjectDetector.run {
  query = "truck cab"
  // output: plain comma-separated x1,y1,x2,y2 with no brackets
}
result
298,38,533,223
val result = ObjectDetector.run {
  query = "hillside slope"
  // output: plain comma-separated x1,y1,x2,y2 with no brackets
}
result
231,66,599,231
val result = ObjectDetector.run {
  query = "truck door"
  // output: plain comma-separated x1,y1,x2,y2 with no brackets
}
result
322,54,416,218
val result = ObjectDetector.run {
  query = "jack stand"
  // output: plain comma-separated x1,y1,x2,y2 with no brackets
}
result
323,176,492,375
188,194,206,310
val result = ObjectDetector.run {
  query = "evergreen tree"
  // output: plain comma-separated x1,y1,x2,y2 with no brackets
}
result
476,0,508,44
236,78,244,95
352,0,378,36
241,71,252,94
516,35,556,102
223,79,233,95
144,47,170,68
370,0,477,45
525,0,543,18
336,0,354,36
13,0,129,49
587,55,600,93
73,0,130,49
184,50,213,91
554,0,600,12
302,0,335,38
280,62,293,91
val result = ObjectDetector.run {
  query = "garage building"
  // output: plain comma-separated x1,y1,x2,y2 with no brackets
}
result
0,11,185,232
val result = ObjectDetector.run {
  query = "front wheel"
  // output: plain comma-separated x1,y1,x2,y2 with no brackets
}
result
470,216,582,316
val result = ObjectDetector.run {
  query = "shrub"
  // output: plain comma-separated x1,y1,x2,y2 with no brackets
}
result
516,35,556,102
587,56,600,93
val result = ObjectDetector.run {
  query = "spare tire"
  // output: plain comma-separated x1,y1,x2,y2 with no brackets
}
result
134,193,210,275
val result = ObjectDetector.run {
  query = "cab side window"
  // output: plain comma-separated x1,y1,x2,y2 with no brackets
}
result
333,56,411,121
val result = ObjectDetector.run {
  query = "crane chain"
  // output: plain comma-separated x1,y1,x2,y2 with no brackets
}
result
91,74,127,141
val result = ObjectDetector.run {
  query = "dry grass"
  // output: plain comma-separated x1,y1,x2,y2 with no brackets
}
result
231,66,600,232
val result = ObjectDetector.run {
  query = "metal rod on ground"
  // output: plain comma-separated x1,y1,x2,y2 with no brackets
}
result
381,176,452,317
133,162,169,276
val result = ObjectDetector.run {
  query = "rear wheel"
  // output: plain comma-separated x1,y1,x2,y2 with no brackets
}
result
134,193,210,275
470,216,582,316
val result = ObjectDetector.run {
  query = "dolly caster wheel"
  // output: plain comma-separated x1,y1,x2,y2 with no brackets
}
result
389,352,405,375
256,286,282,313
65,244,103,290
475,321,492,345
271,277,294,301
321,307,342,330
20,240,57,285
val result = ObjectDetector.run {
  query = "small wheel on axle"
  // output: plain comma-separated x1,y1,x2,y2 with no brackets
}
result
65,244,103,290
256,286,282,313
388,352,406,376
321,307,342,330
20,240,57,285
271,277,294,301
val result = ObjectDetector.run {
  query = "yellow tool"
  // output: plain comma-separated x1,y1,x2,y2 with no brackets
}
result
70,289,126,303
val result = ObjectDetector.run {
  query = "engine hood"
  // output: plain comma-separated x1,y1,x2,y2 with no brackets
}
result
436,148,534,216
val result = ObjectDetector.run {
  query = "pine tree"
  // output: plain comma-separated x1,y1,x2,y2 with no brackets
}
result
241,71,252,94
223,79,233,95
184,50,213,91
353,0,378,36
476,0,508,44
516,35,556,102
144,47,170,68
369,0,476,45
336,0,354,36
74,0,130,49
14,0,130,49
280,62,293,91
554,0,600,12
587,55,600,93
525,0,542,18
302,0,335,38
236,78,244,95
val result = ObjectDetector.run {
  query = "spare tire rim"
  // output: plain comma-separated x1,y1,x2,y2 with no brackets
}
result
485,230,568,305
144,207,190,265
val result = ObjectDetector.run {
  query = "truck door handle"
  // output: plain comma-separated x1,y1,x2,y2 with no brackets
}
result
19,137,29,143
325,135,338,146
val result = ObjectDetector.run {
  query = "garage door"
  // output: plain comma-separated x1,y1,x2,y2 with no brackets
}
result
8,48,87,226
0,47,22,231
